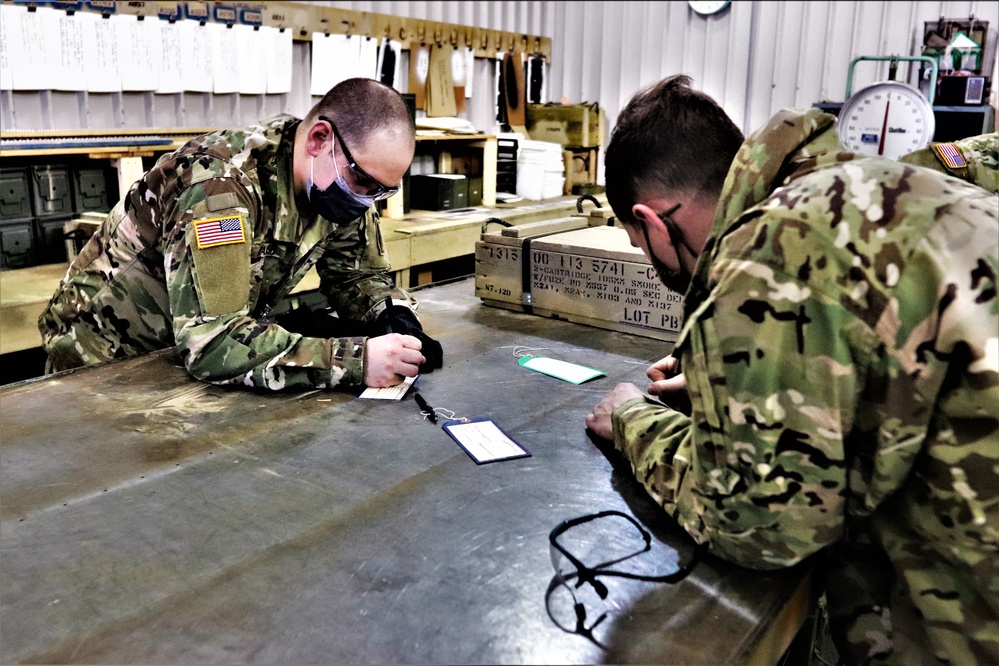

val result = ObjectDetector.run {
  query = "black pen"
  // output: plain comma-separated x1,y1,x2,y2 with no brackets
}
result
414,392,438,424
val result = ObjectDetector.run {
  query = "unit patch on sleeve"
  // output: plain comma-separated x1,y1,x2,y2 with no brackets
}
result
193,215,246,249
933,143,968,170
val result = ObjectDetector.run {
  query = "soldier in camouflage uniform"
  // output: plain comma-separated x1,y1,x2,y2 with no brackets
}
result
39,78,443,391
585,75,998,664
899,132,998,193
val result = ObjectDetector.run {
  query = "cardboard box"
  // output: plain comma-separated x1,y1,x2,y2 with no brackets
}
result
526,103,606,148
475,224,684,342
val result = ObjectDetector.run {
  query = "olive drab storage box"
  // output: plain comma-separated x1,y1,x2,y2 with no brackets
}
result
29,165,73,218
475,219,684,342
72,167,115,213
0,218,34,269
0,168,33,219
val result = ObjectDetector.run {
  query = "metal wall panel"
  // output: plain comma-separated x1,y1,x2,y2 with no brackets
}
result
546,0,996,137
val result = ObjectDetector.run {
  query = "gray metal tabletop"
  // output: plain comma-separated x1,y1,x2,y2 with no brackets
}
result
0,277,811,665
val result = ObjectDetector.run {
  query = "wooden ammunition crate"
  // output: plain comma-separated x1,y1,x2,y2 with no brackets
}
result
526,103,606,148
63,212,105,263
562,147,598,195
475,224,684,342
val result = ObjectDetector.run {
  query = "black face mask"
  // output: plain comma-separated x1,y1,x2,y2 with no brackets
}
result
641,203,697,295
307,157,374,223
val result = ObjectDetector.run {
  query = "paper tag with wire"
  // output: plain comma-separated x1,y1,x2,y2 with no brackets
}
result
359,374,418,400
442,417,531,464
511,345,606,385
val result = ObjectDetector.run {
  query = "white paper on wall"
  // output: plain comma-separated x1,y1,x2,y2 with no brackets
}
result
265,26,293,94
83,12,122,93
55,10,88,91
180,20,213,93
357,35,379,80
339,34,362,85
451,47,467,87
156,19,184,94
312,33,366,95
0,4,25,91
464,47,475,98
210,22,239,94
14,5,62,91
120,16,162,92
310,32,337,96
235,23,267,95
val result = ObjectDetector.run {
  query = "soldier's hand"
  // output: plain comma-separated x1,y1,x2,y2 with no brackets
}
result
363,333,426,388
585,382,644,441
647,354,681,383
647,355,691,415
375,305,444,373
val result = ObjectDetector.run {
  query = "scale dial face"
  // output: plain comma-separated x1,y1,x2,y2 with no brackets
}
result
837,81,935,161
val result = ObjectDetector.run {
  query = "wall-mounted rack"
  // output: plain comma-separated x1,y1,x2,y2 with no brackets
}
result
24,0,551,59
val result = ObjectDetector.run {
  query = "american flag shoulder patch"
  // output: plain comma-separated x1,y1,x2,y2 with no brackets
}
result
193,215,246,249
933,142,968,170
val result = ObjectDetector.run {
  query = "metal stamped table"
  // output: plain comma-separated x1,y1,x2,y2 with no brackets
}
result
0,277,811,664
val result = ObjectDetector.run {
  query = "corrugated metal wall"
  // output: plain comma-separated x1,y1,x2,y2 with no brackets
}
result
2,1,997,142
545,0,997,137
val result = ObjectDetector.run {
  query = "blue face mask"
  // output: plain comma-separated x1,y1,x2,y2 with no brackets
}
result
307,155,375,223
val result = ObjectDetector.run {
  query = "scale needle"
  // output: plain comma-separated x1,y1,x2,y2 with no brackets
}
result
878,96,891,156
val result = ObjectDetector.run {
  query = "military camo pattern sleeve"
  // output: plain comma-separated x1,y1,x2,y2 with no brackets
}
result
898,132,998,194
165,177,366,391
612,249,857,571
611,107,999,662
313,209,416,325
38,116,383,391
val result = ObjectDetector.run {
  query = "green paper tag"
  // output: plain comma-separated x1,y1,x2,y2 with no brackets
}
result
518,356,606,384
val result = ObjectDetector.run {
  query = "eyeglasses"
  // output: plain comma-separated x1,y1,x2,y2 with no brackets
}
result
546,510,704,648
319,115,400,201
655,202,697,257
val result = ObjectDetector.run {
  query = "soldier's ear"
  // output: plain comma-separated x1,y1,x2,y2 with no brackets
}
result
305,120,333,158
632,203,666,231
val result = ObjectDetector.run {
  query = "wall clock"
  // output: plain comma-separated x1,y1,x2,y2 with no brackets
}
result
689,1,732,16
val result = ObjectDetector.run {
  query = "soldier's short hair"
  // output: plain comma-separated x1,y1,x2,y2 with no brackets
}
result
306,78,416,149
606,74,744,224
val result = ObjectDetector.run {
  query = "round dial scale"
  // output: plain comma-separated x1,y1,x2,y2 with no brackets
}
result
837,80,935,161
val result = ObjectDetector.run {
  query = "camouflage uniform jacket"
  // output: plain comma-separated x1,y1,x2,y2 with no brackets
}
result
899,132,998,194
610,108,998,663
38,115,416,390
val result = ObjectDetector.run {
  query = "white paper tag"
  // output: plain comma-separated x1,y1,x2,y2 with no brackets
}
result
443,418,531,464
359,374,418,400
518,356,606,384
